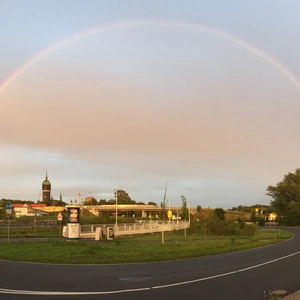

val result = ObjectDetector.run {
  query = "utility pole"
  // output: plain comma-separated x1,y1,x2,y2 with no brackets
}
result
114,188,118,226
162,182,168,219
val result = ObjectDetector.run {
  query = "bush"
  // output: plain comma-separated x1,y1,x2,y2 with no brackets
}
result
257,217,265,226
189,215,256,236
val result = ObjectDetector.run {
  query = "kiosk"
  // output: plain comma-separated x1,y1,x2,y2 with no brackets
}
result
65,201,81,240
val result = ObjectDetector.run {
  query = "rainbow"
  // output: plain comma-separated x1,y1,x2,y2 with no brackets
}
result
1,19,300,93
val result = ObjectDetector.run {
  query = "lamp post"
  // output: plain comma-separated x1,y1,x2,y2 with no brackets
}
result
114,188,118,226
52,194,54,212
88,191,92,207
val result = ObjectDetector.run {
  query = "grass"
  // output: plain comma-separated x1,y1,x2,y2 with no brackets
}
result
0,226,61,238
0,229,293,264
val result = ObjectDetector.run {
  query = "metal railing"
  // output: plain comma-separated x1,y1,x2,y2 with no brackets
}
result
80,220,190,238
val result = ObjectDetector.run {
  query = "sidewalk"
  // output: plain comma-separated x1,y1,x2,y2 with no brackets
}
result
268,290,300,299
285,291,300,299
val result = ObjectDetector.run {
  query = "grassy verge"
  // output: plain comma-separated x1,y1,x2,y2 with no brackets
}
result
0,226,61,238
0,229,293,264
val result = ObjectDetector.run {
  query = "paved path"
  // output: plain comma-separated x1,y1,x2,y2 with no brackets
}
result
285,291,300,299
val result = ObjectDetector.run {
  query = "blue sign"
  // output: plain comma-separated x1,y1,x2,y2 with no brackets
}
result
6,202,12,210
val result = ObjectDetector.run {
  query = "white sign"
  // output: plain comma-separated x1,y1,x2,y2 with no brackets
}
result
67,223,80,239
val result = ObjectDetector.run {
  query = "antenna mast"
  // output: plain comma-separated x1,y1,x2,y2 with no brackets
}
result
162,182,168,218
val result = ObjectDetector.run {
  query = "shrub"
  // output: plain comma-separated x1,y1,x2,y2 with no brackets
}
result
189,214,256,236
257,217,265,226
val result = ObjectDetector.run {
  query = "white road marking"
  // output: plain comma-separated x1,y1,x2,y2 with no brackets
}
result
153,250,300,289
0,287,150,295
0,250,299,295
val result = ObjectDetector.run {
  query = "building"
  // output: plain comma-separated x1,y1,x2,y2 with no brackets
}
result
42,172,51,205
12,203,47,217
265,213,277,221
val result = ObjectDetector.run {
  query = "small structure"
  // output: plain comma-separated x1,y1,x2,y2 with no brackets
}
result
65,201,81,240
12,203,47,217
265,213,277,221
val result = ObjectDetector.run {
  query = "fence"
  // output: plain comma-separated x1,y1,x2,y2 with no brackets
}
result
0,219,57,227
80,220,190,238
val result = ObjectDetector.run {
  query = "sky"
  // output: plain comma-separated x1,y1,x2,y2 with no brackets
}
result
1,0,300,209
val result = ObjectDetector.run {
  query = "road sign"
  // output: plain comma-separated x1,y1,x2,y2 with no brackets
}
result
57,212,63,221
6,209,12,215
6,202,12,210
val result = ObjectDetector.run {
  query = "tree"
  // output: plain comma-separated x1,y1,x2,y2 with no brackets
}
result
213,208,225,220
181,195,189,220
250,211,257,223
283,201,300,226
196,205,202,212
114,190,133,204
99,199,107,205
266,168,300,216
84,197,98,205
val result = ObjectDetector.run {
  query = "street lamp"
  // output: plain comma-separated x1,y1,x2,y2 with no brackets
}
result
88,191,92,207
114,188,118,226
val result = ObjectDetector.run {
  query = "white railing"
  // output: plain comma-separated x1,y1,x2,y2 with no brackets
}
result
80,220,190,238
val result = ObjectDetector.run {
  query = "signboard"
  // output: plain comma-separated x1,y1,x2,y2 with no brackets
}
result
67,223,80,239
57,212,63,221
68,207,80,223
167,210,172,218
6,202,12,243
65,204,81,240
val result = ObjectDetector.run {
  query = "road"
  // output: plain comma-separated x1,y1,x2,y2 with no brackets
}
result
0,228,300,299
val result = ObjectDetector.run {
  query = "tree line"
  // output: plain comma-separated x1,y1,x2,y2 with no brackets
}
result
84,190,158,206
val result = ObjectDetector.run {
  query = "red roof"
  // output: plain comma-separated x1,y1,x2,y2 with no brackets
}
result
12,204,25,208
12,204,46,208
31,204,46,207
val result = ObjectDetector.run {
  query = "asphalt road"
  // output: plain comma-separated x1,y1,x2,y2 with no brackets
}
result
0,228,300,300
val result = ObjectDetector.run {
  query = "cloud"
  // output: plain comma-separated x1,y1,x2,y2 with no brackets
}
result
1,23,300,207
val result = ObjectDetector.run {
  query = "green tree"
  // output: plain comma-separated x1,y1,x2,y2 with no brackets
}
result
114,190,134,204
213,208,225,220
250,211,257,223
181,195,189,220
99,199,107,205
84,197,98,205
266,168,300,216
283,201,300,226
196,205,202,212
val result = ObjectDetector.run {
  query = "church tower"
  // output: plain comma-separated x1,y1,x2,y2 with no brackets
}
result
42,172,51,205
